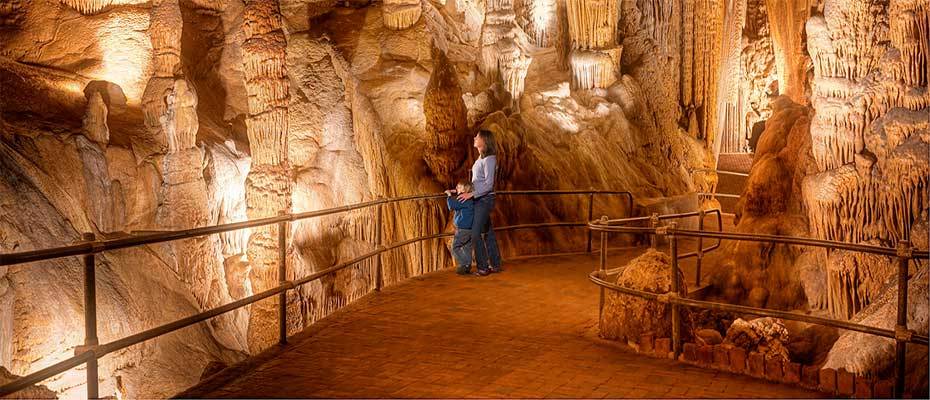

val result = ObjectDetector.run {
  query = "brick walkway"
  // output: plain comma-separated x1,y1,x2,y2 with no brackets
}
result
180,250,823,399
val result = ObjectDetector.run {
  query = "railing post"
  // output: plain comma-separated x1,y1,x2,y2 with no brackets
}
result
649,213,659,249
668,222,681,359
598,216,608,321
894,240,911,398
375,202,384,291
586,192,595,253
82,232,99,400
696,209,705,287
278,212,288,345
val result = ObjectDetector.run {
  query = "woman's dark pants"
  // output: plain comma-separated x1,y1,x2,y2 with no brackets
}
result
471,195,502,271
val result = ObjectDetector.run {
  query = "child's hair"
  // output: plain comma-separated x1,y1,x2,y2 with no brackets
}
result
457,181,474,193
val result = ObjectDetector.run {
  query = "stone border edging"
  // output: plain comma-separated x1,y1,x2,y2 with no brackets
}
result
632,334,900,398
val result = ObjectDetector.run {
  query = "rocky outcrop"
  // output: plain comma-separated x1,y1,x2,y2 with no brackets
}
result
822,266,928,394
723,317,790,361
600,249,688,342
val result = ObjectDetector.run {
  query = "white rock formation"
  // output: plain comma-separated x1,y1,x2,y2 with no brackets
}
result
804,0,929,245
382,0,422,30
478,0,533,104
564,0,621,89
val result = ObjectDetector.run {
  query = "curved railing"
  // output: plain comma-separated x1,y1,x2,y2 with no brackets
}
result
587,221,930,398
0,189,632,398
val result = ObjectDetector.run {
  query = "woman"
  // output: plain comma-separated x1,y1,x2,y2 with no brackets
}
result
457,130,502,276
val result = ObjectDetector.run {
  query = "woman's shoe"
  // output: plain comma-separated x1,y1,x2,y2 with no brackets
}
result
473,269,491,277
488,266,502,273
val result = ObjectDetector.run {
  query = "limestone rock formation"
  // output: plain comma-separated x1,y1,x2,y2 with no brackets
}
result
1,0,723,397
565,0,620,89
723,317,790,361
240,0,293,352
804,0,929,245
0,367,55,399
600,249,688,343
711,97,817,311
822,266,928,395
82,91,110,145
423,49,469,186
382,0,422,30
480,0,533,104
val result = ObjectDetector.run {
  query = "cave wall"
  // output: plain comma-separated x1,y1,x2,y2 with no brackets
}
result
0,0,721,398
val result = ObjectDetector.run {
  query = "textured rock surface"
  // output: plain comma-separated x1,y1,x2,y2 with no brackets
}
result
723,317,790,362
710,97,818,311
600,249,688,343
12,0,925,398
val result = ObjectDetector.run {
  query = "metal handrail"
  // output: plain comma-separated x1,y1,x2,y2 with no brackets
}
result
588,221,928,398
0,189,633,397
698,192,740,199
587,224,930,259
0,190,633,267
692,168,750,177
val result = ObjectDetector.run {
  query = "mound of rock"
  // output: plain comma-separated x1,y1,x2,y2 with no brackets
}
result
723,317,790,362
600,249,687,343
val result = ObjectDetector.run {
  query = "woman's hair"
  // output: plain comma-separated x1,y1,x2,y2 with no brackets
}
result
477,129,497,158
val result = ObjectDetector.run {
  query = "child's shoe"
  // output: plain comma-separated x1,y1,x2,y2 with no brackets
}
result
456,266,471,275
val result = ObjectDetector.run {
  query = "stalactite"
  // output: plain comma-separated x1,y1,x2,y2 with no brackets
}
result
564,0,617,49
554,0,571,71
479,0,533,103
59,0,114,14
142,0,199,154
150,0,183,78
569,47,621,90
527,0,557,46
680,0,694,106
564,0,619,90
82,91,109,145
382,0,422,30
825,248,896,320
890,1,929,88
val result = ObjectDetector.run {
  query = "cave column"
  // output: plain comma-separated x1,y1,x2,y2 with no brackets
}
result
565,0,622,90
241,0,293,352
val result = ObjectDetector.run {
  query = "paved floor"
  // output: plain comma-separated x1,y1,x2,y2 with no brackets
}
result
180,249,822,399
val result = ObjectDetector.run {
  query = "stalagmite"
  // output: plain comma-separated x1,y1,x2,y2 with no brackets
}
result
82,91,109,145
382,0,422,30
241,0,292,352
564,0,620,90
423,49,469,186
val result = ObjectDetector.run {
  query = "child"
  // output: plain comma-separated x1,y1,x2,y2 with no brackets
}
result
445,181,475,275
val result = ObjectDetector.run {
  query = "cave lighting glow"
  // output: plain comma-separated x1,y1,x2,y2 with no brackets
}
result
93,11,152,106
